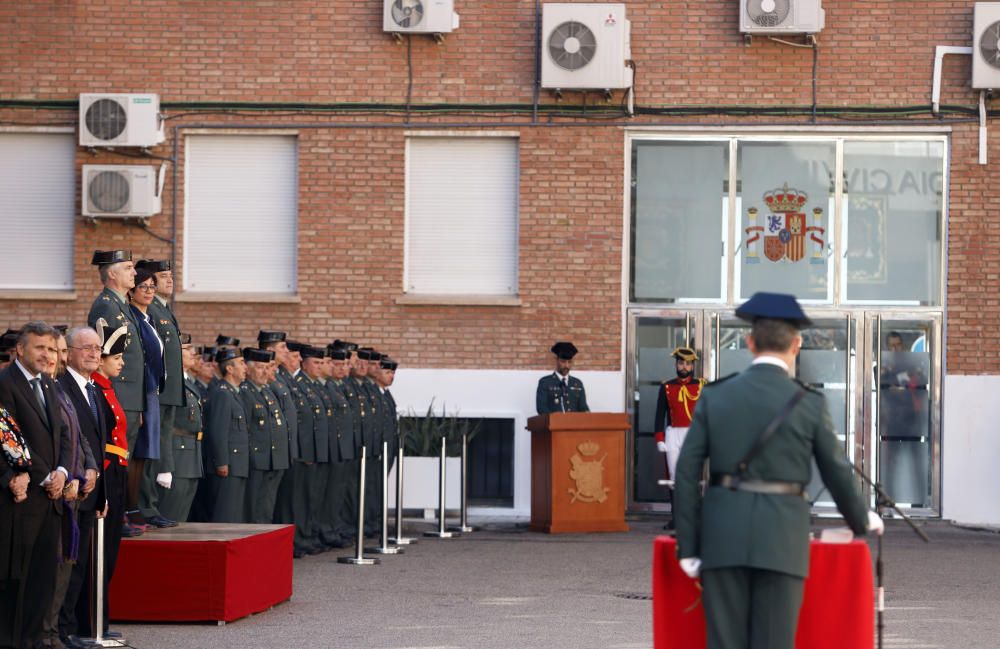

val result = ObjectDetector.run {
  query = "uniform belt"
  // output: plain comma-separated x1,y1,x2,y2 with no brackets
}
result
173,430,203,441
105,443,129,460
710,474,804,496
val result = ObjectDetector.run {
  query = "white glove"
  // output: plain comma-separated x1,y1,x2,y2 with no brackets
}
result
656,441,668,453
679,557,702,579
156,472,173,489
866,510,884,536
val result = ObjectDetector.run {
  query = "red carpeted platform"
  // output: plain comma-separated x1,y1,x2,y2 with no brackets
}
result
109,523,294,623
653,536,874,649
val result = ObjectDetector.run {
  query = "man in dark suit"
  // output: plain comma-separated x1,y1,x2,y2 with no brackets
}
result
673,293,884,649
536,341,589,415
0,322,69,649
56,327,109,648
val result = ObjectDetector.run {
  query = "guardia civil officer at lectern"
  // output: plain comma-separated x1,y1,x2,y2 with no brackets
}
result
535,342,589,415
673,292,885,649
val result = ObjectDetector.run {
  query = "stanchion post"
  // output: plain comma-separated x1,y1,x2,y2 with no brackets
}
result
390,432,417,546
425,434,458,538
448,430,475,533
93,515,125,647
339,445,380,565
367,440,403,555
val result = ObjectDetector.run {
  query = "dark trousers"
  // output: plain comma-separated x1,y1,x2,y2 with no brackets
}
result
6,503,60,649
307,462,330,544
286,462,316,551
246,469,284,524
700,567,805,649
338,459,361,537
58,508,95,638
73,462,126,638
210,475,247,523
320,460,349,542
157,477,200,523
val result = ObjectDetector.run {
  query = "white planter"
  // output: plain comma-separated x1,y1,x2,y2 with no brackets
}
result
388,455,461,510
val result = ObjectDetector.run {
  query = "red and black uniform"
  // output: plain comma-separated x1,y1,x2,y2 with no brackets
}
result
653,377,707,444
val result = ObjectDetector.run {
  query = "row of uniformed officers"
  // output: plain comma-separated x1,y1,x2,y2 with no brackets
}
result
172,333,401,557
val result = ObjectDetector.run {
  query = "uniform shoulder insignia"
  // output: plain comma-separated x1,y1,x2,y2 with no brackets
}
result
793,378,823,395
707,373,738,387
101,295,110,301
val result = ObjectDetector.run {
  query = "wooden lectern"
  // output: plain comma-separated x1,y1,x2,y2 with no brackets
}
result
526,412,630,534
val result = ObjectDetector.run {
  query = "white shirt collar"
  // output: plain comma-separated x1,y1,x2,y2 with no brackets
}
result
14,358,41,383
66,366,92,394
752,355,790,373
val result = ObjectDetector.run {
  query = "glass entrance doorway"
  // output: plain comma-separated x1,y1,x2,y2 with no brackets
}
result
626,309,941,516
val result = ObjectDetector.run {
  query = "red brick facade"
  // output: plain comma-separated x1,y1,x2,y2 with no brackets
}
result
1,1,996,372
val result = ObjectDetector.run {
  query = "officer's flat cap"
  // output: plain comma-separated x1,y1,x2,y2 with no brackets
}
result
216,334,240,348
179,332,192,345
328,347,348,361
672,346,698,361
735,292,812,328
380,357,398,371
285,340,308,353
242,347,275,363
551,341,578,360
257,330,287,345
91,249,132,266
135,259,171,273
215,347,242,364
300,346,327,360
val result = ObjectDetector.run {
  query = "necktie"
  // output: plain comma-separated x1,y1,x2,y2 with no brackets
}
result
86,381,101,424
30,377,47,422
561,377,569,412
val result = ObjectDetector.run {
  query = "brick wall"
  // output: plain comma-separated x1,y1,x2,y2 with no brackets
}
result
1,1,997,373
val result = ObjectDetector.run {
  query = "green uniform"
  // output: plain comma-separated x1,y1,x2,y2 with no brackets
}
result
320,378,355,542
157,375,204,522
361,378,385,534
272,368,316,553
141,296,184,520
535,372,589,414
204,379,249,523
241,381,290,524
296,373,330,548
674,361,869,649
338,376,368,535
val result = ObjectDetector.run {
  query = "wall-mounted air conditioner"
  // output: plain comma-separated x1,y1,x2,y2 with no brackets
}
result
740,0,824,35
79,93,164,147
384,0,459,34
974,3,1000,89
82,165,164,218
541,3,632,90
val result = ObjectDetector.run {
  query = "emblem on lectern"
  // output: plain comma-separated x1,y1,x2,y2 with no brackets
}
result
568,441,610,504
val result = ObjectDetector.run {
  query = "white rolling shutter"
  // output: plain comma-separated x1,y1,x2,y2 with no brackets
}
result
184,135,297,294
406,137,519,295
0,133,75,290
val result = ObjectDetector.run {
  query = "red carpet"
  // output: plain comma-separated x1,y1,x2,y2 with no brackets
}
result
653,536,874,649
109,523,294,623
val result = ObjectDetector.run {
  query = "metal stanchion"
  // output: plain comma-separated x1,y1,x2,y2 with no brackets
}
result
448,430,475,533
424,435,459,538
338,445,379,565
366,440,403,555
94,516,125,647
389,433,417,546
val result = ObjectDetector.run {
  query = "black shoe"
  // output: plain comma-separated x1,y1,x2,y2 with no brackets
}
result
293,549,306,559
146,515,179,528
103,630,124,639
125,510,147,526
65,636,100,649
306,544,324,555
121,522,144,538
325,538,349,549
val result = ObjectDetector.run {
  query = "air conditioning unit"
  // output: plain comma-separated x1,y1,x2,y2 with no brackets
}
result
541,3,632,90
383,0,459,34
974,3,1000,89
740,0,824,35
79,93,165,147
82,165,164,218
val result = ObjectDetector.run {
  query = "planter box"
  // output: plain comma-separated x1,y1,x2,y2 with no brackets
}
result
388,455,461,510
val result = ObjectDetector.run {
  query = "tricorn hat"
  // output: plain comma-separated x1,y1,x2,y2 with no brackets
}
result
257,330,287,345
285,340,307,354
300,346,327,360
216,334,240,348
179,332,192,345
380,357,398,371
215,347,242,364
96,317,129,357
327,346,348,361
135,259,171,273
242,347,275,363
91,250,132,266
671,347,698,361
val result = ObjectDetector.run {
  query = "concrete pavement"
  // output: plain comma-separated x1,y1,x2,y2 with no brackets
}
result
115,517,1000,649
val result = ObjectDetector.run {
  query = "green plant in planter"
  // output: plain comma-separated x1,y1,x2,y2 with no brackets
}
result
400,400,481,457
